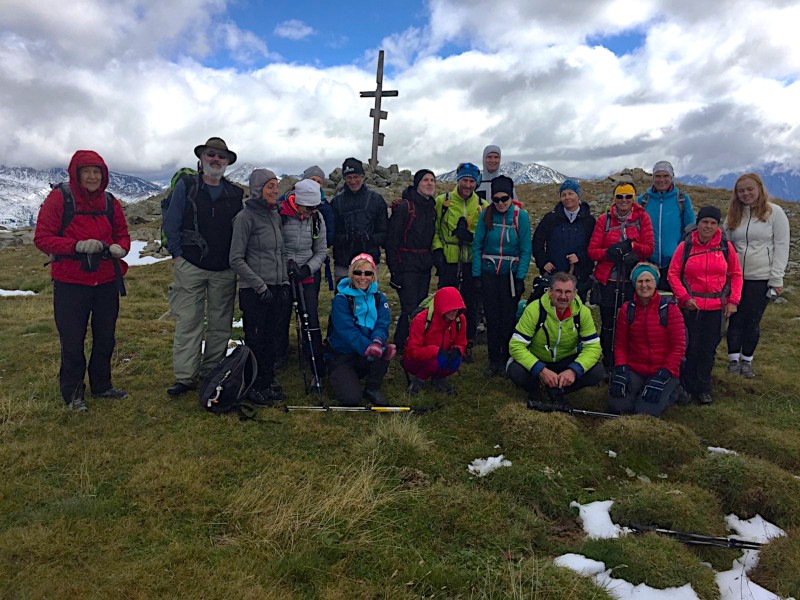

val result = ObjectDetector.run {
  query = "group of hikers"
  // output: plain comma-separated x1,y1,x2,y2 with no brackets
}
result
33,140,791,416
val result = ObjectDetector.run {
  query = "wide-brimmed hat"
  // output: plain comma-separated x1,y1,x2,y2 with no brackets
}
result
194,137,237,165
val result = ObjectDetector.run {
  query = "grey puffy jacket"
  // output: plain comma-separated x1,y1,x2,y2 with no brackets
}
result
281,204,327,274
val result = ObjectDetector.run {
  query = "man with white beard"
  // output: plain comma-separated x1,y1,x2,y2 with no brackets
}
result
163,137,244,397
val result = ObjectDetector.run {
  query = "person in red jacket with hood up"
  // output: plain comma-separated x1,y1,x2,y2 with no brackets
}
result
403,286,467,396
588,182,654,369
668,205,742,405
608,262,685,416
34,150,131,412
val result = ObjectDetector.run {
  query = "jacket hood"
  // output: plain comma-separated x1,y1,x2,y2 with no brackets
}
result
68,150,109,202
482,144,501,178
248,168,277,201
433,287,465,317
245,196,276,217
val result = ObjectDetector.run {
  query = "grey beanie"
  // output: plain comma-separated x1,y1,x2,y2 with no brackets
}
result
294,179,321,207
248,168,278,200
302,165,326,181
653,161,675,178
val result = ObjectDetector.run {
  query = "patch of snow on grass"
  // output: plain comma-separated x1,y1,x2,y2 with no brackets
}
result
708,446,739,455
467,455,511,477
569,500,623,539
0,289,35,297
127,241,171,266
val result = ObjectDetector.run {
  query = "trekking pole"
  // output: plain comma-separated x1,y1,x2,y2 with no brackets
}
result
290,279,309,395
295,276,324,398
284,403,443,414
609,262,626,372
457,242,464,291
527,401,619,419
626,524,764,551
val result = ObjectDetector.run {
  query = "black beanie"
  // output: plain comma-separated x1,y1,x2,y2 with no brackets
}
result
491,175,514,198
342,157,365,176
696,205,721,223
413,169,435,189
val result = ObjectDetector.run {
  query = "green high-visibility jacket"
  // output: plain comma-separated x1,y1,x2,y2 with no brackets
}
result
432,187,486,264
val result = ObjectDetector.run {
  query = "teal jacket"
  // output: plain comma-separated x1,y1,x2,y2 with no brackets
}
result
509,294,601,377
637,186,695,268
472,204,532,278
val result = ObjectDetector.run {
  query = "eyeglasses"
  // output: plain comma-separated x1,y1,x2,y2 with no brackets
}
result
615,194,634,200
352,270,374,277
492,195,511,203
204,151,229,160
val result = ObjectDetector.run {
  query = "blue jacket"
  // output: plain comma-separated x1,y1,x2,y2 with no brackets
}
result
327,278,391,356
637,186,695,268
472,204,532,278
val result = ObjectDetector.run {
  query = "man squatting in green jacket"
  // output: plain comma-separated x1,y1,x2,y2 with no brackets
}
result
506,271,605,405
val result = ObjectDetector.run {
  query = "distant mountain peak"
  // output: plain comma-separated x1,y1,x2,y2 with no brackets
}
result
438,161,567,185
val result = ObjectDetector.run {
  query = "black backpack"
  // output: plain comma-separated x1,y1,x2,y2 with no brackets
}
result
198,345,258,417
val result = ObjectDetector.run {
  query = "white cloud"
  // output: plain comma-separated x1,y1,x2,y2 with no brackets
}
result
273,19,315,41
0,0,798,181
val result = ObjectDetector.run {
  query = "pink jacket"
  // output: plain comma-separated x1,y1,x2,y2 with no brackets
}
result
667,228,742,311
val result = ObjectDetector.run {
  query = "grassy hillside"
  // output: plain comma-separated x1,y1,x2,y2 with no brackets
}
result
1,181,798,599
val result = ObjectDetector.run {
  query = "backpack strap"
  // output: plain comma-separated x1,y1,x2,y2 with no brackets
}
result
626,296,673,328
680,235,730,299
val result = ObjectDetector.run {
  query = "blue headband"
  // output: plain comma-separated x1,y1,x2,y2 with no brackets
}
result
559,179,581,198
632,263,660,285
456,162,482,186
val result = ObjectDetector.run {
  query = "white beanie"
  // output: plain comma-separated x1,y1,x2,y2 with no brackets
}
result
294,179,321,207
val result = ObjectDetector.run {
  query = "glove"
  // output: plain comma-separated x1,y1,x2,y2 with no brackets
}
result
287,259,299,280
364,341,384,361
297,264,312,280
473,277,483,292
513,278,525,297
75,239,104,254
279,285,291,304
389,274,403,291
641,368,672,404
609,365,630,399
382,343,397,361
623,251,639,270
108,244,127,258
437,349,449,370
432,248,445,273
606,239,633,262
453,217,473,244
255,284,272,303
446,348,462,370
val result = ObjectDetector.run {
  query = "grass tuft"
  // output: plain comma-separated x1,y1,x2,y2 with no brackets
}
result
495,402,580,455
360,414,433,468
679,452,800,528
750,528,800,599
712,422,800,472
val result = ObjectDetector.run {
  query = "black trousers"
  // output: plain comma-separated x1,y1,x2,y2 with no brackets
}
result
507,356,605,402
727,280,770,358
327,353,390,406
275,273,323,369
607,371,679,417
53,280,120,404
240,287,285,390
598,280,634,368
393,270,432,353
438,262,478,341
482,272,520,366
683,309,722,395
657,266,673,293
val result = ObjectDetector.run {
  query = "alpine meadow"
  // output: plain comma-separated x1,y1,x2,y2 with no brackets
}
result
1,174,799,600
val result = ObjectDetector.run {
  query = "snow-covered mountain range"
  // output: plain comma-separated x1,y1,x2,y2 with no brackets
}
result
0,166,163,229
438,161,568,184
680,162,800,202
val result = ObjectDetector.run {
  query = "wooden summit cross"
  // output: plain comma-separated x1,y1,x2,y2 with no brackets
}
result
360,50,398,168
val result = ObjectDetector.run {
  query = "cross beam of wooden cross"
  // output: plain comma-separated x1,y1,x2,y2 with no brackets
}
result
359,50,398,168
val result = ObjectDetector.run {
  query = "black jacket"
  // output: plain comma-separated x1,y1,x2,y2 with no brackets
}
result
385,186,436,274
532,201,596,282
330,184,388,267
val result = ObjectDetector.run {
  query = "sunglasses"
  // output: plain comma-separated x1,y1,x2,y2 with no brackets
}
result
615,194,634,200
352,270,374,277
492,195,511,203
204,151,229,160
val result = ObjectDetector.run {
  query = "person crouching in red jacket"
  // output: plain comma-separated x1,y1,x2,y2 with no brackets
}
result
667,205,743,405
34,150,131,412
403,287,467,396
608,262,685,416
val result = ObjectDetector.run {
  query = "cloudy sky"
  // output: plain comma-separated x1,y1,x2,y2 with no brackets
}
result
1,0,799,181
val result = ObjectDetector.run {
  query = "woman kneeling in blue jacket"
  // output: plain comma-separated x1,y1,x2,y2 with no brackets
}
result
327,253,396,405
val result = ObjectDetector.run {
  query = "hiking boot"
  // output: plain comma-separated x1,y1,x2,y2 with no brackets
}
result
363,388,388,406
247,388,276,406
430,377,455,396
546,387,566,406
69,396,88,412
694,393,714,405
727,360,741,374
267,382,285,402
407,376,426,395
94,387,128,399
485,363,504,378
740,361,755,379
274,355,289,371
167,381,194,397
463,343,475,364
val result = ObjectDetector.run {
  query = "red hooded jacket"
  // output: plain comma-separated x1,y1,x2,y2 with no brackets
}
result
614,292,686,378
667,228,743,311
404,287,467,361
34,150,130,286
588,203,654,284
